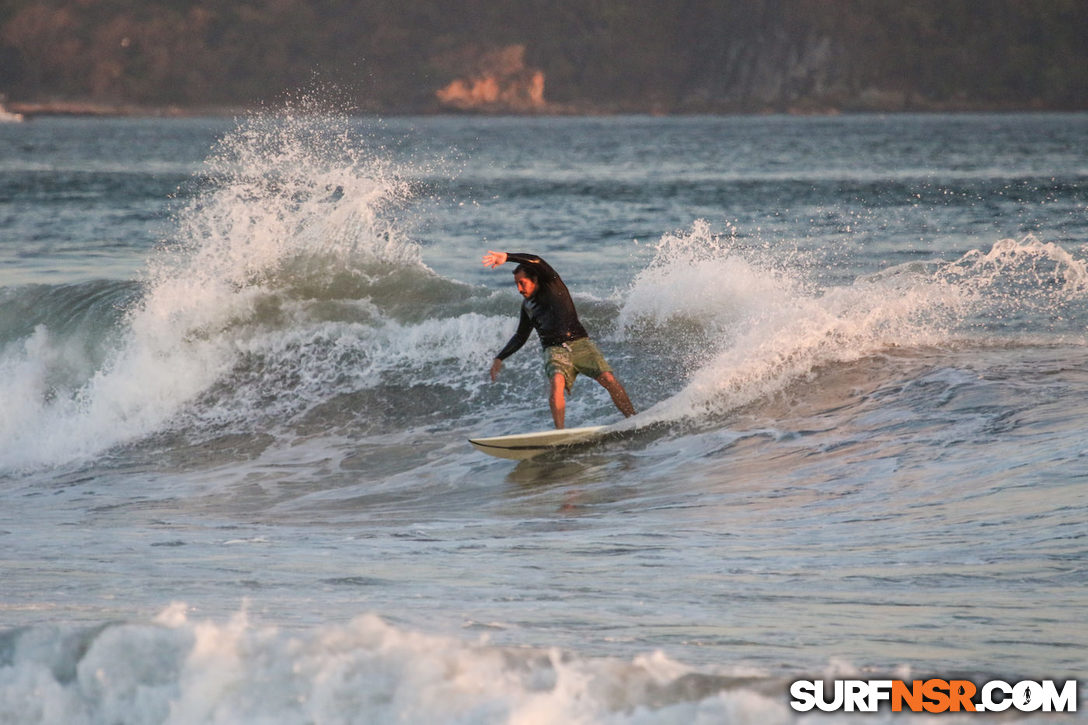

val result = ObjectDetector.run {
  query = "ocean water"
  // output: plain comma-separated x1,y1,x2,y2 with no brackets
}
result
0,109,1086,723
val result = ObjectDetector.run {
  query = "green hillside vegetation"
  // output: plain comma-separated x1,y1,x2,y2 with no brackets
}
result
1,0,1085,113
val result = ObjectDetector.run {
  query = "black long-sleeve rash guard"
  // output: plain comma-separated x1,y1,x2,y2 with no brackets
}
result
495,253,590,361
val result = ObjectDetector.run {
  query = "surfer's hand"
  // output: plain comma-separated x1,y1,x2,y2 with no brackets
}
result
482,251,507,268
490,358,503,381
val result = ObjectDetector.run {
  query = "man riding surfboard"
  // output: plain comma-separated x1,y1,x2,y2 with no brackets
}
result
483,250,636,429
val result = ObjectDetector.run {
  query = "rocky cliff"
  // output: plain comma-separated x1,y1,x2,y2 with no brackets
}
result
0,0,1084,114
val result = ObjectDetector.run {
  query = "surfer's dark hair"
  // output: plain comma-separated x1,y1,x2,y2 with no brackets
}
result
513,263,539,283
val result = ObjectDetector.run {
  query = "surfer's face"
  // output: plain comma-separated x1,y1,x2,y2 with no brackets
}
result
514,271,537,299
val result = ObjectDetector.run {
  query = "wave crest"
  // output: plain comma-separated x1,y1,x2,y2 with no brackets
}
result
621,223,1083,425
0,106,429,471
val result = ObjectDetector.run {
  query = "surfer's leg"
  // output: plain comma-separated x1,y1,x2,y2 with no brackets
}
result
596,372,636,418
550,373,567,429
544,346,575,429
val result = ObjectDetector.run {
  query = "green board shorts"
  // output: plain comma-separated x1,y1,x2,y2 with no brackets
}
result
543,338,613,392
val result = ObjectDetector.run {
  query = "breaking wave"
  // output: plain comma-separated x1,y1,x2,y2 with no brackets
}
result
618,220,1088,426
0,106,489,470
3,114,1087,472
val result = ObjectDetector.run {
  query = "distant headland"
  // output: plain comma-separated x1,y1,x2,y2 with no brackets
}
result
2,1,1085,117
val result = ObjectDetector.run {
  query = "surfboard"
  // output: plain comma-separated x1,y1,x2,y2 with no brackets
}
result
469,424,609,460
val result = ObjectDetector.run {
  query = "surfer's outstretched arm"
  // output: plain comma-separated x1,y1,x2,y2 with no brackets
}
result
483,251,560,283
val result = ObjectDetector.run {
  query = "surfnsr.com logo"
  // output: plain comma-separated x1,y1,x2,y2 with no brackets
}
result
790,679,1078,713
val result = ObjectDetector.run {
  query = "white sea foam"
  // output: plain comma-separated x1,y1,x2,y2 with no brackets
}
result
0,605,791,725
0,109,425,470
618,222,1088,426
171,310,508,433
4,605,1040,724
617,220,792,336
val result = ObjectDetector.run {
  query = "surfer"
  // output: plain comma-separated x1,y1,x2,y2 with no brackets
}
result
483,251,636,429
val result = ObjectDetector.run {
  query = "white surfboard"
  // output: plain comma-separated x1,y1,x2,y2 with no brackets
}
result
469,425,609,460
